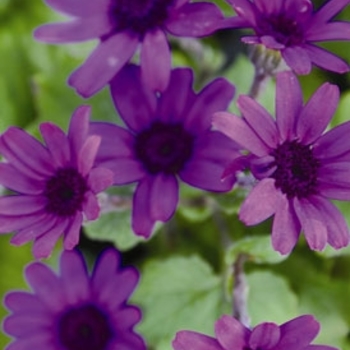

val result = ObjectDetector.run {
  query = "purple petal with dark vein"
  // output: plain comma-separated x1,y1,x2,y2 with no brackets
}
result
306,22,350,41
240,178,281,225
297,83,339,144
318,181,350,200
10,214,57,246
157,68,195,123
213,112,271,157
150,174,178,222
313,120,350,159
32,219,67,259
173,331,222,350
302,44,349,73
293,197,328,251
110,64,157,133
250,323,280,349
0,163,44,195
34,16,112,43
25,259,65,310
282,46,312,75
40,122,70,168
310,195,350,248
60,250,89,303
166,2,223,37
63,213,83,249
78,135,101,176
272,196,300,254
1,127,54,176
141,29,171,93
82,191,100,220
309,0,350,25
237,95,278,148
68,32,138,98
278,315,320,350
88,167,114,193
180,159,234,191
132,177,155,238
68,105,91,160
43,0,110,17
215,315,250,350
275,71,302,141
0,196,46,215
186,78,235,134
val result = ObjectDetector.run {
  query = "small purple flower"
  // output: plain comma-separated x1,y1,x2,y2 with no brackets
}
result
0,106,114,258
213,71,350,254
3,248,146,350
224,0,350,74
90,64,240,238
172,314,338,350
34,0,226,97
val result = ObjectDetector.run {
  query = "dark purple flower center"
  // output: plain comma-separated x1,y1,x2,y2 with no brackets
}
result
58,304,113,350
109,0,174,36
134,121,194,175
44,168,88,217
257,14,304,46
271,140,319,198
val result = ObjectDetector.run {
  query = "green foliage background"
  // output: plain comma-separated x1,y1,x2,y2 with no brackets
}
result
1,1,350,349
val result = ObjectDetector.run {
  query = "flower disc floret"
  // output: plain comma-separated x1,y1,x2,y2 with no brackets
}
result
213,71,350,254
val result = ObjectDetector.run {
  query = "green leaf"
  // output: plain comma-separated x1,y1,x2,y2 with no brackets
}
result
225,235,287,266
132,255,231,350
246,271,299,325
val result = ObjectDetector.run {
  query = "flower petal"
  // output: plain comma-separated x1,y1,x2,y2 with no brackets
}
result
240,178,281,225
173,331,222,350
150,174,178,222
282,46,312,75
63,213,83,249
141,29,171,93
0,213,47,234
0,196,46,215
213,112,270,157
237,95,278,149
309,0,350,24
68,32,139,98
88,167,114,193
92,249,120,288
186,78,235,134
275,71,302,141
250,322,280,349
306,22,350,41
78,135,101,176
110,64,157,133
227,0,258,26
293,197,328,251
83,191,100,220
297,83,339,144
166,2,224,37
34,16,111,43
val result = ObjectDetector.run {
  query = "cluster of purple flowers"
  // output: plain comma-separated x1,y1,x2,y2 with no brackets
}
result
1,0,350,349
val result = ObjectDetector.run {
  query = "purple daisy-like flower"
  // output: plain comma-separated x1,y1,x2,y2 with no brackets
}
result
89,64,240,238
224,0,350,74
34,0,226,97
0,106,114,258
172,314,338,350
213,71,350,254
3,248,146,350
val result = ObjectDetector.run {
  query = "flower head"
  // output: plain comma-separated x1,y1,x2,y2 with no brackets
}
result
224,0,350,74
34,0,226,97
0,106,114,258
3,248,146,350
213,71,350,254
172,314,338,350
90,64,240,238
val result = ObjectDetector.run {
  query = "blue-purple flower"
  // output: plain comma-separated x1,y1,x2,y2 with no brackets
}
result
34,0,226,97
224,0,350,74
3,248,146,350
0,106,113,258
213,71,350,254
173,314,338,350
90,64,240,238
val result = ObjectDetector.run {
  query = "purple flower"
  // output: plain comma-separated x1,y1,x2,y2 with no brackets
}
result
213,71,350,254
3,248,146,350
0,106,114,258
172,314,338,350
224,0,350,74
34,0,226,97
90,64,240,238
